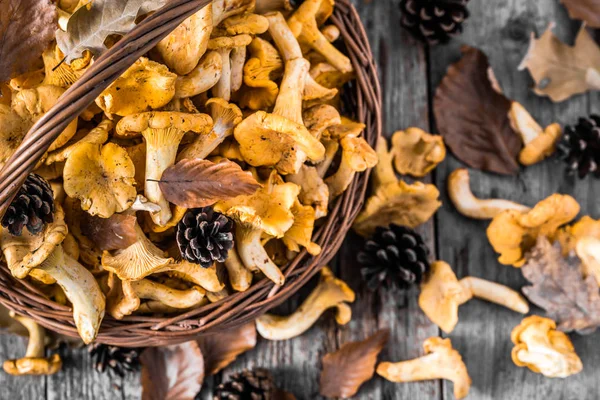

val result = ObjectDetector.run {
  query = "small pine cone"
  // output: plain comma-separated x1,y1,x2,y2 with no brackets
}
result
176,207,234,268
357,224,430,290
213,369,276,400
557,115,600,179
399,0,470,45
1,173,54,236
88,343,143,377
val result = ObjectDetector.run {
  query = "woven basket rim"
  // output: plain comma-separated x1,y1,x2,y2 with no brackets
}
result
0,0,382,347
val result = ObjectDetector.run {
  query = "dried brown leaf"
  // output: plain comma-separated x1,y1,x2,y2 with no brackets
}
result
561,0,600,28
434,46,522,175
522,236,600,334
518,24,600,102
0,0,57,81
158,158,261,208
141,341,204,400
80,212,137,251
196,322,257,376
319,329,389,398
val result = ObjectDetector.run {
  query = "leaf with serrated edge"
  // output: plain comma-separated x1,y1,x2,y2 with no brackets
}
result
80,212,137,251
434,46,522,175
158,158,261,208
141,341,204,400
56,0,168,63
0,0,57,81
561,0,600,28
196,322,256,375
518,24,600,102
522,236,600,334
319,329,389,398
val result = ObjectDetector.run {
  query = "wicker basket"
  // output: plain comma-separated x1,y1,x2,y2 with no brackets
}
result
0,0,381,346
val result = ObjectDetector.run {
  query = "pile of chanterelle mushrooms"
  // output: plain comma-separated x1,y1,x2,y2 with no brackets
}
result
0,0,369,344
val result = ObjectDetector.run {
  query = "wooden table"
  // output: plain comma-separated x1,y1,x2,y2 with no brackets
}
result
1,0,599,398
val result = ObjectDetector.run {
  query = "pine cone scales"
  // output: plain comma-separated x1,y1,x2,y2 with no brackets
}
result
358,224,430,290
88,343,142,377
176,207,234,267
557,115,600,178
214,369,275,400
400,0,470,45
1,173,54,236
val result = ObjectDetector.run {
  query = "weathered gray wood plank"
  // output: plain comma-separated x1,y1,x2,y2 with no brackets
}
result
431,0,600,399
0,334,45,399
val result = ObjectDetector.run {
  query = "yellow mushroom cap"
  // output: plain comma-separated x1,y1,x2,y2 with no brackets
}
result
518,123,562,166
390,128,446,177
116,111,213,137
3,353,62,376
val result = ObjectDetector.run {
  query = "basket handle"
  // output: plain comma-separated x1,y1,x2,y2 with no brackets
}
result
0,0,212,218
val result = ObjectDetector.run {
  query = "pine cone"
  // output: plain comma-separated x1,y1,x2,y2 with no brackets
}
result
88,343,143,377
213,369,275,400
1,173,54,236
357,224,430,290
557,115,600,179
399,0,470,45
176,207,234,267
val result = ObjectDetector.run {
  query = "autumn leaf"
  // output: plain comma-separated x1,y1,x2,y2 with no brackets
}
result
158,158,261,208
197,322,257,376
140,341,204,400
434,46,522,175
56,0,168,64
518,24,600,102
80,212,138,251
0,0,57,81
319,329,390,398
561,0,600,28
522,236,600,334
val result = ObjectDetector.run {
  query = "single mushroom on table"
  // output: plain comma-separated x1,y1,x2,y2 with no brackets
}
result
509,102,562,166
208,34,253,101
353,140,441,237
487,193,580,266
255,267,355,340
418,261,529,333
377,337,471,400
177,98,242,161
447,168,531,219
287,0,353,73
95,57,177,117
511,315,582,378
173,51,223,99
215,172,300,285
3,313,62,375
390,128,446,177
115,111,213,226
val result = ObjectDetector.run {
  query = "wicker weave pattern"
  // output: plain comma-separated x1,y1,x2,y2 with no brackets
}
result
0,0,381,346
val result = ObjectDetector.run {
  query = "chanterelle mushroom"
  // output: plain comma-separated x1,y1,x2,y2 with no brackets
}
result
63,142,137,218
557,216,600,254
3,313,62,375
390,128,446,177
282,200,321,256
36,245,106,344
208,34,253,101
287,0,353,73
448,168,530,219
353,140,441,237
42,45,91,88
509,102,562,166
173,51,223,99
377,337,471,400
286,165,329,219
177,98,242,161
487,194,580,266
419,261,529,333
511,315,582,378
255,267,355,340
96,57,177,117
575,236,600,286
238,37,283,110
116,111,213,226
46,119,112,165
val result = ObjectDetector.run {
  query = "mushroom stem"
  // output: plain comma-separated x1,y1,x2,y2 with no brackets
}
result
256,267,355,340
161,261,225,292
378,353,445,382
459,277,529,314
265,12,303,61
231,46,246,92
448,168,530,219
12,313,45,358
213,48,232,101
316,139,339,178
130,279,205,308
373,139,397,188
36,246,105,344
224,248,253,291
509,102,543,145
273,58,309,125
236,225,285,285
174,51,223,98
